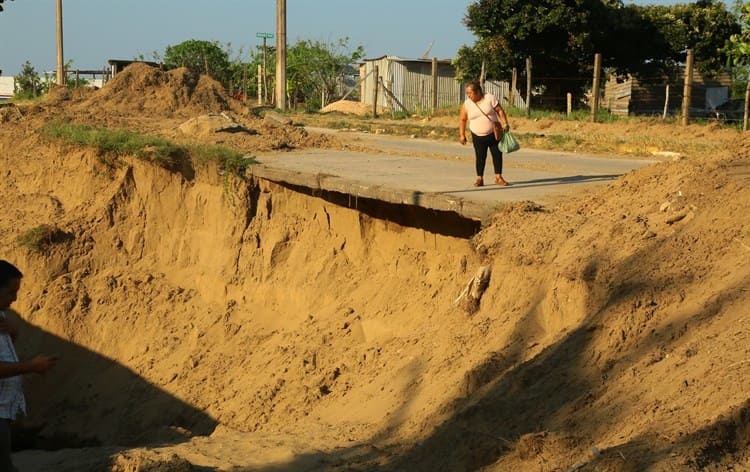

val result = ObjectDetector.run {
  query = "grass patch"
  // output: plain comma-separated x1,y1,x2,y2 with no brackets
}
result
17,225,68,252
42,122,254,176
192,144,254,175
43,121,182,168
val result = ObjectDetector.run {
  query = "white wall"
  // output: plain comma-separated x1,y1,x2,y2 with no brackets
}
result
0,76,14,99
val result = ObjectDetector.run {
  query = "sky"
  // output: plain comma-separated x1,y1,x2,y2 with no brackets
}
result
0,0,683,76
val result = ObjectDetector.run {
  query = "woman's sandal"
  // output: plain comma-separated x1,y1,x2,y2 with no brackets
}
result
474,177,484,187
495,175,510,186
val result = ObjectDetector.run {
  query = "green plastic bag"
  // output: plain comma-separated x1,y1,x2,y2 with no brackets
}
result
499,131,520,153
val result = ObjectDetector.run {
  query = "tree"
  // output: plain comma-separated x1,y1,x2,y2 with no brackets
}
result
724,2,750,73
0,0,15,13
456,0,739,108
724,0,750,105
286,37,364,109
163,39,231,85
13,61,42,99
457,0,624,106
459,0,608,79
641,0,740,76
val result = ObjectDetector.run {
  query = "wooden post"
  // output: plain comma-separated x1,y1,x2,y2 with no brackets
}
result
525,57,532,118
567,93,572,116
380,77,410,114
275,0,287,111
509,67,517,108
262,36,268,103
431,57,438,114
56,0,65,86
480,60,486,87
257,64,263,105
591,53,602,122
242,64,248,102
75,69,80,88
681,49,694,126
662,84,670,120
372,65,379,118
743,80,749,132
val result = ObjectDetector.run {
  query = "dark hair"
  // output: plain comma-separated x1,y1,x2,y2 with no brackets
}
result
467,80,484,97
0,260,23,289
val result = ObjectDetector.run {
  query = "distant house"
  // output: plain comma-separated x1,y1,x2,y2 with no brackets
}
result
0,76,14,100
358,55,526,113
604,70,733,116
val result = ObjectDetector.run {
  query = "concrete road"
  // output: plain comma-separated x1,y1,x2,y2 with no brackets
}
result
250,128,658,221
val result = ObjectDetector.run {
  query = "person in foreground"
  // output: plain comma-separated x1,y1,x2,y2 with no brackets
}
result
0,260,57,472
459,80,511,187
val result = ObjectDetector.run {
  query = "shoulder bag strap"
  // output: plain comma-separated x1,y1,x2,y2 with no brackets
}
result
472,99,496,124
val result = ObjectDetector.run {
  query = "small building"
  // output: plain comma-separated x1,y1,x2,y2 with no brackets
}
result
604,70,733,116
359,56,460,113
358,55,526,113
0,76,13,100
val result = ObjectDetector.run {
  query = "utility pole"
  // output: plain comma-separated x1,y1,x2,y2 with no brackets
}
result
56,0,64,86
275,0,287,110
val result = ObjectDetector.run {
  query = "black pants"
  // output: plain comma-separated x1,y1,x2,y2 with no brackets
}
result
0,418,13,472
471,132,503,176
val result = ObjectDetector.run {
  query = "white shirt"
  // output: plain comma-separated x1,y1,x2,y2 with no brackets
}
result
464,93,500,137
0,311,25,420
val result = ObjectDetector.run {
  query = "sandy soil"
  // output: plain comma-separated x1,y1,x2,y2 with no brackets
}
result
0,63,749,471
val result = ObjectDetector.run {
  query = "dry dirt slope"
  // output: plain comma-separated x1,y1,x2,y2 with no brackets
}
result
0,65,748,471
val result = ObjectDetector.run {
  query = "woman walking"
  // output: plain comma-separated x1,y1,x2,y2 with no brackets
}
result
458,80,511,187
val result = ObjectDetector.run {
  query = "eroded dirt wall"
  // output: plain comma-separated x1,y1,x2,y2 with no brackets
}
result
2,123,750,471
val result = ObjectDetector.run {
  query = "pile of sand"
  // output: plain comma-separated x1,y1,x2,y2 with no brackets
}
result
84,62,231,117
177,114,257,138
320,99,374,115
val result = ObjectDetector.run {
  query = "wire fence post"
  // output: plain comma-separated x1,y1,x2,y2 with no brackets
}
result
431,57,438,115
681,49,694,126
591,53,602,122
743,80,749,132
372,65,379,118
525,57,532,118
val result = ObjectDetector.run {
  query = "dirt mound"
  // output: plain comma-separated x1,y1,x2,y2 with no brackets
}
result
85,62,230,117
177,114,258,138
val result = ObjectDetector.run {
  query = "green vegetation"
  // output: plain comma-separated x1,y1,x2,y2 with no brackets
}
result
191,144,253,175
286,37,364,109
14,61,43,99
43,121,182,168
42,122,254,175
17,225,65,252
163,39,231,85
457,0,741,106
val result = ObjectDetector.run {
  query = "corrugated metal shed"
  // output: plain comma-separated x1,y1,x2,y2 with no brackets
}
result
360,56,461,113
359,56,525,113
483,80,527,109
